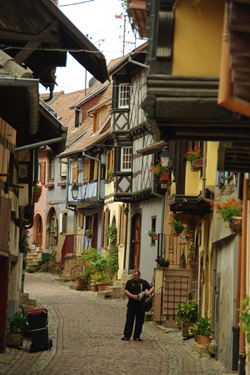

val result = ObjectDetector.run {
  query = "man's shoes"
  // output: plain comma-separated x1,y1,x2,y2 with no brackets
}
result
133,337,142,341
121,336,130,341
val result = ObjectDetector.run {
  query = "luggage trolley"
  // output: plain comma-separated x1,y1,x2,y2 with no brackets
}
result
27,308,52,352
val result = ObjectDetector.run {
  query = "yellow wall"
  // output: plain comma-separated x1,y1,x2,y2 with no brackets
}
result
185,164,202,195
206,141,218,186
173,0,225,77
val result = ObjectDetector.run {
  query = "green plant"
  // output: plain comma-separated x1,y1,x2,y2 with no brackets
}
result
107,169,114,180
176,299,198,324
150,160,169,176
104,224,117,246
19,230,29,254
7,308,27,334
171,217,184,234
155,256,172,267
240,296,250,361
189,317,211,337
147,229,157,237
214,198,241,223
184,146,202,164
76,269,90,281
33,184,42,193
85,229,93,238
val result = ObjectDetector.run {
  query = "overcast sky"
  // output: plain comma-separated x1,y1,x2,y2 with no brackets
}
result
39,0,145,94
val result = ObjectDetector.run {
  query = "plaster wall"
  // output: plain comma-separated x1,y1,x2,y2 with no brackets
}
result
215,237,237,371
173,0,225,77
131,197,164,284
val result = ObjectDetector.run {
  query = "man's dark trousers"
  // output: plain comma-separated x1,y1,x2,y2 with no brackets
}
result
124,302,145,339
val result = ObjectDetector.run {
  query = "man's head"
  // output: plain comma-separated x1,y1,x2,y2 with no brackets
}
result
133,269,140,281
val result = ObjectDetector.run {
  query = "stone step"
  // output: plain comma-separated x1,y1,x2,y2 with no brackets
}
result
97,291,112,299
106,285,124,298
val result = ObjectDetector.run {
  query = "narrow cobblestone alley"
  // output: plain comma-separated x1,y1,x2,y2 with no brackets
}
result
0,273,225,375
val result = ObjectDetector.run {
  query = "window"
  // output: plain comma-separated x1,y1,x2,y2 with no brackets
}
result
121,147,132,171
75,108,82,128
60,158,68,178
48,157,55,181
151,217,157,245
118,83,130,108
39,162,46,184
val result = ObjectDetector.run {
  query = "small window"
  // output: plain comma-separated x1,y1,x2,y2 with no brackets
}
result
60,158,68,178
121,147,132,171
151,217,157,245
48,157,55,181
75,109,82,128
118,83,130,108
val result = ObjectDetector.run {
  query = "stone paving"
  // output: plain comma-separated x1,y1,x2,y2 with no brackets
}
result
0,273,225,375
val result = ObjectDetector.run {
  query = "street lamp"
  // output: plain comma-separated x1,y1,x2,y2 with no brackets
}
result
71,182,79,200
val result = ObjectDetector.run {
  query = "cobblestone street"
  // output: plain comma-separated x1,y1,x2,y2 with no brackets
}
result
0,273,225,375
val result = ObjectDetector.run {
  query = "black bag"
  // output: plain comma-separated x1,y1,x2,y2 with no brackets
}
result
140,295,153,312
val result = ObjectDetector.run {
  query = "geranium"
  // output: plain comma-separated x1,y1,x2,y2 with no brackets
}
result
184,147,202,163
150,160,169,176
214,198,241,223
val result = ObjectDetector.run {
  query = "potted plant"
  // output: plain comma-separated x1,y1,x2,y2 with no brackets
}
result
75,269,90,286
176,299,198,337
184,147,203,171
171,217,184,235
213,198,242,233
150,160,170,184
33,184,42,202
155,256,172,267
6,308,27,346
107,169,114,181
147,229,158,240
189,317,211,345
85,229,93,239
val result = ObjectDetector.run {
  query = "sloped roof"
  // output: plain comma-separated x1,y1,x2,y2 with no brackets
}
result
0,0,109,89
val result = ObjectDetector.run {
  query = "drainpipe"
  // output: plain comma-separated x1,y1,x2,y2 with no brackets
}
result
239,173,247,373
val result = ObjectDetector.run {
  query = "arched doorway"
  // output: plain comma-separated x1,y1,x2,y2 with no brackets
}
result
129,213,141,270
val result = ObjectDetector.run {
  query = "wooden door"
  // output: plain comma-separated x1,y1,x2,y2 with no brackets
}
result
130,213,141,270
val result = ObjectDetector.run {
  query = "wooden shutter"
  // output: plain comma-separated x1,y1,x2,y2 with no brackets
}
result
84,159,90,182
72,160,78,183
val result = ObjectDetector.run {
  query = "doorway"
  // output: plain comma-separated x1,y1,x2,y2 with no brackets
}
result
129,213,141,270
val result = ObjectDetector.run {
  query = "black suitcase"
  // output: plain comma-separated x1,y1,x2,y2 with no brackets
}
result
27,308,52,352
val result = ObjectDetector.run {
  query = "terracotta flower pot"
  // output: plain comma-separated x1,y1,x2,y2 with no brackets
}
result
96,282,110,291
91,284,98,291
195,335,211,346
229,216,242,235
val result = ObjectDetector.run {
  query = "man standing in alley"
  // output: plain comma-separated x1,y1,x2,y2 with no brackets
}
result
121,269,154,341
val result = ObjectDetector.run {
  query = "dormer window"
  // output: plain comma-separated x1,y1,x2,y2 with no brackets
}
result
118,83,130,108
75,108,82,128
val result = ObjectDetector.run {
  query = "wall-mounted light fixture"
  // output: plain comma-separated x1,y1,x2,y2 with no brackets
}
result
71,182,79,200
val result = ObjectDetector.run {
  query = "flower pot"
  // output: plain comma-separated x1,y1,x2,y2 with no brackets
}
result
152,234,158,240
195,335,211,346
181,322,193,338
76,279,87,286
96,282,110,291
6,333,23,346
159,172,171,185
229,216,242,235
191,158,203,171
91,284,98,292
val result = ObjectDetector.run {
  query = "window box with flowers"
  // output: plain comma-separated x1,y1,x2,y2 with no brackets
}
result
155,256,172,267
147,229,158,240
150,161,171,185
106,169,114,181
213,198,242,234
184,147,203,171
